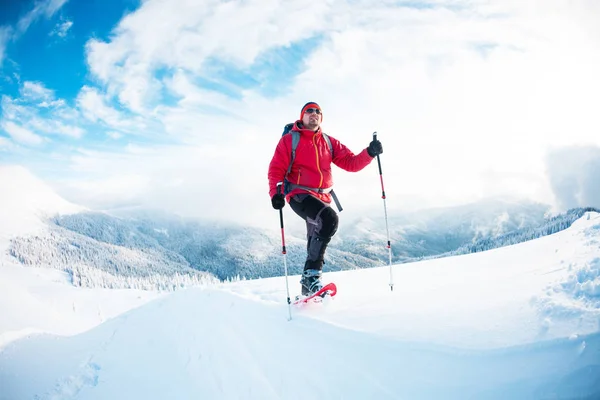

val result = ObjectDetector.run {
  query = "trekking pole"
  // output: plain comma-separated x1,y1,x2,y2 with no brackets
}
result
373,132,394,291
276,182,293,320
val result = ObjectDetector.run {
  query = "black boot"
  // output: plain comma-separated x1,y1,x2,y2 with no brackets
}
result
300,269,323,296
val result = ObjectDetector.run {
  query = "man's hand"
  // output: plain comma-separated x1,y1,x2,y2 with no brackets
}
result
271,193,285,210
367,139,383,157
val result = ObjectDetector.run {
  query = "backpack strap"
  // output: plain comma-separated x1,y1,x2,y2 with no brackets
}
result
322,133,333,159
287,130,300,175
283,125,333,176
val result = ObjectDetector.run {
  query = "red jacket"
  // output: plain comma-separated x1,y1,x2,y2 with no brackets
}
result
268,121,374,204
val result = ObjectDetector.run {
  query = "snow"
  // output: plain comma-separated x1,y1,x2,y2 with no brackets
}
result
0,165,85,250
0,259,164,350
1,210,600,398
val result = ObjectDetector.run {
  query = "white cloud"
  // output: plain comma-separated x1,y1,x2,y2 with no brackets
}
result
27,0,600,226
0,135,13,149
51,20,73,38
2,82,85,141
57,141,270,225
76,86,146,132
38,99,66,108
56,124,84,138
546,146,600,210
16,0,69,36
21,81,55,101
60,172,152,208
1,95,33,121
28,118,84,139
0,26,11,67
274,0,600,213
14,81,69,112
106,131,123,139
0,0,69,68
1,121,44,146
84,0,331,113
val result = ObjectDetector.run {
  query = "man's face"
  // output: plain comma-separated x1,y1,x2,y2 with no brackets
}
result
302,107,322,130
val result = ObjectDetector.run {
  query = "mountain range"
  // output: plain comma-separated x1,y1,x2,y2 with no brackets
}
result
2,165,596,287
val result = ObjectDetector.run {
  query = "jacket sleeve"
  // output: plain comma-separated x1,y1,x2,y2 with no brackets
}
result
268,135,291,198
329,135,374,172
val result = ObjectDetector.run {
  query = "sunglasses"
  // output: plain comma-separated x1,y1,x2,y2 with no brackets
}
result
304,108,322,115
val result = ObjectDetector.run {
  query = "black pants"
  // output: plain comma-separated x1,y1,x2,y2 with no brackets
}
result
289,194,339,271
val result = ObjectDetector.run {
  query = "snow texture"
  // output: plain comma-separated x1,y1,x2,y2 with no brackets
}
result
1,213,600,399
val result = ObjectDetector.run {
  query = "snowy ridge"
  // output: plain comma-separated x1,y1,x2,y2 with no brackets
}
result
532,215,600,337
2,288,599,399
1,213,600,399
0,262,163,350
0,165,85,249
444,207,600,258
0,166,217,289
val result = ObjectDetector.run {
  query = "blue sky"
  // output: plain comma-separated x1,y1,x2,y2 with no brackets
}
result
1,0,137,98
1,0,599,226
0,0,146,175
0,0,325,169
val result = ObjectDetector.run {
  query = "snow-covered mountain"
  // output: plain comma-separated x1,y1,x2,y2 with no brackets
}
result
10,203,554,282
0,166,217,289
341,198,551,262
1,211,599,399
0,165,589,285
0,165,85,248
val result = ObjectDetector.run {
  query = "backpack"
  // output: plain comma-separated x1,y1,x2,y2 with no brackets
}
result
281,123,333,177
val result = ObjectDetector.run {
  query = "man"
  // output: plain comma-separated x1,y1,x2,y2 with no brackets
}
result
268,101,383,296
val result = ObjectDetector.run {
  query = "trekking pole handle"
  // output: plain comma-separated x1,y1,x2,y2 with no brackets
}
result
276,182,286,248
373,132,383,179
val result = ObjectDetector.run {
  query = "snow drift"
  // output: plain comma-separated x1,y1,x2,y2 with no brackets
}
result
1,213,600,399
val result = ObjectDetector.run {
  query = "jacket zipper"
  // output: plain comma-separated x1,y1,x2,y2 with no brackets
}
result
313,135,323,187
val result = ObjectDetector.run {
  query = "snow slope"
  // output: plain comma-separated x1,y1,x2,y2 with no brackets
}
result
1,213,600,399
0,165,85,250
0,259,164,350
